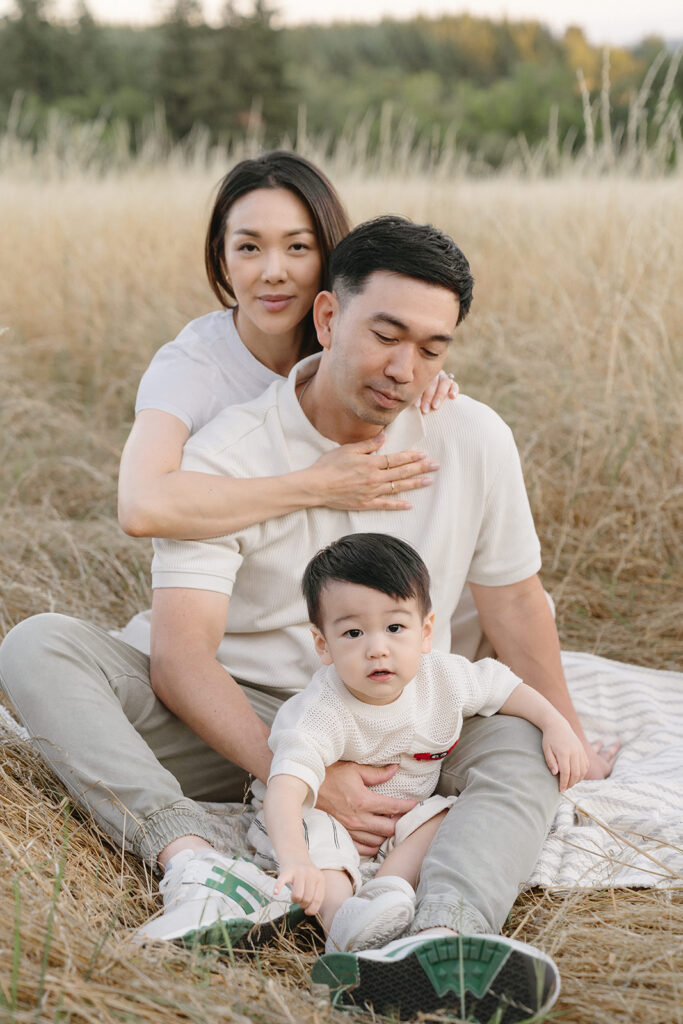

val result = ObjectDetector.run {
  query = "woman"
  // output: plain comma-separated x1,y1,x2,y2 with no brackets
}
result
118,151,457,544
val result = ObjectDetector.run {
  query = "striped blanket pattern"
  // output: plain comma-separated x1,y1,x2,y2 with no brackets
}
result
527,651,683,889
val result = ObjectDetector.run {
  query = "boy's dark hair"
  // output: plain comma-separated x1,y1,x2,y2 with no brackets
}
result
303,533,432,629
328,215,474,325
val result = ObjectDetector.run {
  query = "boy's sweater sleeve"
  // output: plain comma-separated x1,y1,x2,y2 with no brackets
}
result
458,656,522,717
267,687,346,806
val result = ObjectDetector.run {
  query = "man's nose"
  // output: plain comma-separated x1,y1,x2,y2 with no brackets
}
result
261,250,287,282
385,345,415,383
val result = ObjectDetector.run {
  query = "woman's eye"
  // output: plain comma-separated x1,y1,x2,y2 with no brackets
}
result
387,624,403,633
290,242,310,252
237,243,258,252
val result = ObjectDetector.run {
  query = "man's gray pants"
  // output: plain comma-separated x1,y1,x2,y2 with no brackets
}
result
0,613,559,936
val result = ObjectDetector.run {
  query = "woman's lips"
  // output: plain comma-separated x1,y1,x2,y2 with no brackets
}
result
258,295,294,312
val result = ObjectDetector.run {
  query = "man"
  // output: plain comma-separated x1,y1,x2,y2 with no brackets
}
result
144,216,578,1017
0,217,601,1021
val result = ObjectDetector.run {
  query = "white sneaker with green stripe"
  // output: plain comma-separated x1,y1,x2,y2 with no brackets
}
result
135,849,302,947
311,929,561,1023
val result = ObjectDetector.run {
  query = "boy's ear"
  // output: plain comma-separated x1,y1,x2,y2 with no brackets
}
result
421,611,435,653
311,626,333,665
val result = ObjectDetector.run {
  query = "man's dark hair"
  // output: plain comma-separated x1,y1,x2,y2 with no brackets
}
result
328,215,474,325
303,533,432,629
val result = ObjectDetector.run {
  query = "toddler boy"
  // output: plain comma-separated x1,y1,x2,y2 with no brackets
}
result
250,533,587,955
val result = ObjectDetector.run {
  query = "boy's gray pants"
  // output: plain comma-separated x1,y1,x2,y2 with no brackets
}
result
0,613,559,936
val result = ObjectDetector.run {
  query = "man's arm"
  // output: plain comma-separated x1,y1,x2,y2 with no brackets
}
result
470,574,617,779
150,587,272,783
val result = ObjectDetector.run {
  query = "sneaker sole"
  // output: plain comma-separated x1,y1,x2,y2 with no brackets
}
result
180,901,307,951
311,934,560,1023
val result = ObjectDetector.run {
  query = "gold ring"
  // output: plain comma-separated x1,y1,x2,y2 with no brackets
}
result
385,455,390,470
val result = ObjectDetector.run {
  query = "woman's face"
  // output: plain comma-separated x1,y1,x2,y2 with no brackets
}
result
224,187,322,345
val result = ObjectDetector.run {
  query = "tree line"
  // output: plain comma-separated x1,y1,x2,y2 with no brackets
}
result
1,0,680,163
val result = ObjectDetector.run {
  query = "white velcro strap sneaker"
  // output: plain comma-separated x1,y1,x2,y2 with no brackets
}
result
135,848,300,947
326,875,416,954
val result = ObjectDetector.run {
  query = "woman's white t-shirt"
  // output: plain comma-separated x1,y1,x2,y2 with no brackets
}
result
121,308,281,652
135,309,281,433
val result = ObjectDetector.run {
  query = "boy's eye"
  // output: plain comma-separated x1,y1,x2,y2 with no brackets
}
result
387,623,403,633
344,628,363,638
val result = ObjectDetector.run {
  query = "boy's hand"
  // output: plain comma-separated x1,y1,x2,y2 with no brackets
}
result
542,718,590,791
274,857,325,916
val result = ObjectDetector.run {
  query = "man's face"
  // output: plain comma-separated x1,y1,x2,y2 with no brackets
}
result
314,271,459,428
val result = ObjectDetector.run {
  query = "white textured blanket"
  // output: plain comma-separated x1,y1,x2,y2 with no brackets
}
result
527,651,683,890
1,651,682,890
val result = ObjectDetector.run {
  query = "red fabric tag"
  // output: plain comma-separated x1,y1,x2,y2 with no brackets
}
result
413,739,459,761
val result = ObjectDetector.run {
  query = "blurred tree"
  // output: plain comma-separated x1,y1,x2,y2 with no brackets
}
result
157,0,207,136
154,0,292,139
234,0,292,135
0,0,72,103
564,26,601,87
0,4,677,166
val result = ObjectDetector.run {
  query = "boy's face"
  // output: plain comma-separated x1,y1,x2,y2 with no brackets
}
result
312,581,434,706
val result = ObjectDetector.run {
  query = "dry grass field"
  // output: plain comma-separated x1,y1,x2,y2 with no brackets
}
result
1,136,682,1023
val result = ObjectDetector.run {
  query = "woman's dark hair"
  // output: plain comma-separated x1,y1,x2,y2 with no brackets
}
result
329,214,474,325
205,151,351,356
303,533,432,630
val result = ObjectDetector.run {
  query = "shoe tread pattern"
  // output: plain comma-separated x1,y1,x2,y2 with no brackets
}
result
314,937,555,1024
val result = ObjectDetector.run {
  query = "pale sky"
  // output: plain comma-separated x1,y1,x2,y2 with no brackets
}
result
1,0,682,46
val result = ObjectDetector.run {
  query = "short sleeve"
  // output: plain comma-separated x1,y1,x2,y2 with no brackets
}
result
268,689,346,806
136,341,217,432
151,439,247,595
459,656,522,717
151,533,243,596
134,311,280,435
467,428,541,586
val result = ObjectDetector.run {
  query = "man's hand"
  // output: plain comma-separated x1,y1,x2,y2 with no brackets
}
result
316,762,417,855
584,738,621,780
274,856,325,916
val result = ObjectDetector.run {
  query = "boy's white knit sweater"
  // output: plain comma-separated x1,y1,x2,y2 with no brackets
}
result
268,651,521,805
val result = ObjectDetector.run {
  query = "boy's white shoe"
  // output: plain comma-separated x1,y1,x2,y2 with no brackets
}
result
312,929,561,1023
135,848,299,946
325,875,416,954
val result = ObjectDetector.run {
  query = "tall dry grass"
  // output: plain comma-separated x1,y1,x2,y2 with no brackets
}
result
1,97,682,1024
2,169,680,662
